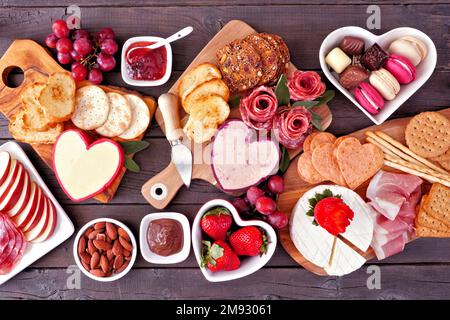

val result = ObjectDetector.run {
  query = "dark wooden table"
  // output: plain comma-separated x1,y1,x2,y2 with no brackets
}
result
0,0,449,300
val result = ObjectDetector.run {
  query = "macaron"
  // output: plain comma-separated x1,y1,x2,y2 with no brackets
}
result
325,47,352,74
354,82,385,115
388,36,427,66
384,54,416,84
369,68,400,101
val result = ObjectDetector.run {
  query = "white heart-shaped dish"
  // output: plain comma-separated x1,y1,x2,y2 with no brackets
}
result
319,26,437,124
192,199,277,282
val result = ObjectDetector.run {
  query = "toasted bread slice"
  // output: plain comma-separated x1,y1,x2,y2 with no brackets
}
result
118,94,150,140
189,95,230,127
183,79,230,113
9,110,63,144
72,85,110,130
39,72,75,122
21,82,55,131
178,63,222,105
96,92,132,137
183,117,218,144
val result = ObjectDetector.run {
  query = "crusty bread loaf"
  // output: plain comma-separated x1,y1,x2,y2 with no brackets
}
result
9,110,63,144
95,92,132,138
178,63,222,105
21,82,55,131
72,85,110,130
39,72,75,122
118,94,150,140
183,79,230,113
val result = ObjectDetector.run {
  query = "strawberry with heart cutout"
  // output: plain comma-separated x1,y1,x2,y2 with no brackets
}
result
200,206,232,241
229,226,268,256
201,240,240,272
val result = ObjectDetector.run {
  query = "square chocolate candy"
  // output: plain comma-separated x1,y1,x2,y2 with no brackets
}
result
361,43,388,71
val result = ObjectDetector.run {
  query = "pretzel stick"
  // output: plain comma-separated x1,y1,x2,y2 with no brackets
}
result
374,130,448,175
366,136,402,159
384,160,450,187
384,154,450,181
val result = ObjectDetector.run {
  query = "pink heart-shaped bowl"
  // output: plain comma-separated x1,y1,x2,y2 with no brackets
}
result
192,199,277,282
319,26,437,124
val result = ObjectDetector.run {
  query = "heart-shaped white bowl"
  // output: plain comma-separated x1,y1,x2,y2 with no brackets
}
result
192,199,277,282
319,26,437,124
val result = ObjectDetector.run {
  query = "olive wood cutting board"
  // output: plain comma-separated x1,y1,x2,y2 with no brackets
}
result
0,39,157,203
144,20,332,209
277,108,450,276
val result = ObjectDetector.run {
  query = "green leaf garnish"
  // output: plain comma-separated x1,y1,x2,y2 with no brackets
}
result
310,110,323,131
124,155,140,173
316,90,335,107
228,95,242,108
275,74,290,106
292,100,319,109
279,145,290,173
120,140,149,155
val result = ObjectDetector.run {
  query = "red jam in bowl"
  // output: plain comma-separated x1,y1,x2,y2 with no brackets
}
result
126,41,167,81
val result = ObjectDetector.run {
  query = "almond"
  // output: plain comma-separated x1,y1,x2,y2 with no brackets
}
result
123,249,131,257
88,229,102,240
109,257,114,270
90,269,106,277
118,227,130,241
111,239,123,256
96,233,107,242
106,249,114,261
119,236,133,252
90,252,100,269
106,222,118,240
79,252,91,264
93,239,112,251
78,236,86,254
83,227,94,238
100,255,110,273
94,222,106,230
81,260,90,271
87,240,97,255
113,255,124,270
115,260,129,274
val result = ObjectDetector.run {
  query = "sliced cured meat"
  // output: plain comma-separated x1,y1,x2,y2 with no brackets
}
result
272,106,312,149
398,189,421,220
0,214,26,275
0,215,10,255
239,86,278,130
371,233,407,260
372,209,411,235
0,215,16,269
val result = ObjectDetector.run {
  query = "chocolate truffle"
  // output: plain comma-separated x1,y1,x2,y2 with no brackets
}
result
339,65,369,90
360,43,388,71
339,36,365,55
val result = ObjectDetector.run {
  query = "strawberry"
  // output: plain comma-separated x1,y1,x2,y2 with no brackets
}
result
200,207,232,241
229,226,267,256
201,240,240,272
314,197,354,236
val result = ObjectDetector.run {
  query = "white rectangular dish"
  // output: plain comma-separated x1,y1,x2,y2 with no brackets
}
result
0,141,74,286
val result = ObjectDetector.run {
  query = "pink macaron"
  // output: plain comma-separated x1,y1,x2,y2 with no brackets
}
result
384,54,416,84
354,82,385,115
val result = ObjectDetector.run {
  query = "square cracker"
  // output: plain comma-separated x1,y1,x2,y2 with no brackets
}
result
415,197,450,232
423,183,450,225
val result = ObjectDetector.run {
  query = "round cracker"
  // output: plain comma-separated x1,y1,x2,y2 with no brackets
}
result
302,132,319,153
310,132,337,151
297,151,325,184
438,158,450,171
96,92,132,138
118,94,150,140
72,85,110,130
245,33,279,85
430,148,450,162
405,112,450,158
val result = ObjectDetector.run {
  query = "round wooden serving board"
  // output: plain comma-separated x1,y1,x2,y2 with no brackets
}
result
277,108,450,275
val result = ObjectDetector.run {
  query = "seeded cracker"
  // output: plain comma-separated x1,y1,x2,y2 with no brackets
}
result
245,33,279,85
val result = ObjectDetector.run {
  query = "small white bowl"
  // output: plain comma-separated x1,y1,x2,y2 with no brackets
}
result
121,36,172,86
319,26,437,125
192,199,277,282
139,212,190,264
73,218,137,282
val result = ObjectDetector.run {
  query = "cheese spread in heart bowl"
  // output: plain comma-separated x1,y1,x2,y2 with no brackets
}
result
53,129,124,202
289,184,374,276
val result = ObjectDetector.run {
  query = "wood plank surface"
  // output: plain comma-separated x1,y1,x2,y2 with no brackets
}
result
0,0,449,299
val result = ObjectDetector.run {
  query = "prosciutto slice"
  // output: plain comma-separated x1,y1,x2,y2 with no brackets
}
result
272,106,312,149
0,213,27,275
239,86,278,130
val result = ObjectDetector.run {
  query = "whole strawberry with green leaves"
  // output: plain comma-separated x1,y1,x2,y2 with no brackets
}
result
201,240,240,272
200,207,232,241
229,226,268,256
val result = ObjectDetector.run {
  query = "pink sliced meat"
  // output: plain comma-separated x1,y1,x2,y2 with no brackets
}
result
239,86,278,130
373,211,411,235
0,215,10,254
0,214,27,275
371,233,407,260
398,189,421,220
0,215,16,269
272,106,312,149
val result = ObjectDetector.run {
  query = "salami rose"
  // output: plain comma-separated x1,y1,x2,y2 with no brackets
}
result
273,106,312,149
239,86,278,130
287,71,326,101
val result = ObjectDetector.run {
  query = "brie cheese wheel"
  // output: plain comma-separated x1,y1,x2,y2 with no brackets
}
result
290,185,374,275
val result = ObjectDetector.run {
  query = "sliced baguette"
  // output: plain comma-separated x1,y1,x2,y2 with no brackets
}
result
72,85,110,130
95,92,132,137
178,63,222,105
183,117,218,144
118,94,150,140
21,83,55,131
189,94,230,127
39,72,75,122
9,110,63,144
183,79,230,113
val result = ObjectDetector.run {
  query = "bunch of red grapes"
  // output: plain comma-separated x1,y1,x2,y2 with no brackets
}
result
45,20,119,84
232,175,289,230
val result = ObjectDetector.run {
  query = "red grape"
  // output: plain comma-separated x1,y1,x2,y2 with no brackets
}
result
246,186,265,206
232,198,250,214
255,196,276,215
71,63,87,81
45,33,58,48
72,29,89,40
268,175,285,194
56,38,73,53
70,50,84,61
98,28,115,41
97,53,116,71
266,211,288,229
100,38,118,55
52,19,70,38
57,52,72,64
88,68,103,84
73,38,93,56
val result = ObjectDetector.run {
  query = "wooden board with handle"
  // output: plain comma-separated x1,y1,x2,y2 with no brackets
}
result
142,20,332,209
0,39,157,203
277,108,450,275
